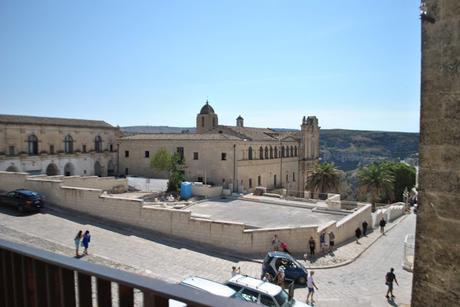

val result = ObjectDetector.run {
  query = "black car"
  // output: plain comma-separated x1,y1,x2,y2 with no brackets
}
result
0,189,44,212
262,251,308,285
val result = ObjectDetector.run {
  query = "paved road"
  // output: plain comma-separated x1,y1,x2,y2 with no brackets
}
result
0,206,414,306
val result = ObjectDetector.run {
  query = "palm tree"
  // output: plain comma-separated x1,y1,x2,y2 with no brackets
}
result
357,163,395,210
307,162,342,194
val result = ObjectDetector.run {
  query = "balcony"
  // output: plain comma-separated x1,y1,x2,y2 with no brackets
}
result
0,239,254,307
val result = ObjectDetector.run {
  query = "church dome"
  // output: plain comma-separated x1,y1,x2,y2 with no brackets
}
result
199,101,215,114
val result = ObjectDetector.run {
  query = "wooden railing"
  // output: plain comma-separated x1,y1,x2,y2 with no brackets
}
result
0,239,255,307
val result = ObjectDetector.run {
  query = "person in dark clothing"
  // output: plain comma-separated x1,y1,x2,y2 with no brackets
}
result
362,220,368,236
385,268,399,298
355,227,362,243
308,236,316,256
82,230,91,255
379,217,387,234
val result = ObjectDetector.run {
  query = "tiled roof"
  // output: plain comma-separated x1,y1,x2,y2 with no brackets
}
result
207,126,299,142
0,114,115,129
121,133,241,141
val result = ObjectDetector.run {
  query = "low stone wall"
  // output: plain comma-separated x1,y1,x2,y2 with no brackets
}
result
61,176,128,191
191,184,222,198
372,203,405,228
0,171,374,255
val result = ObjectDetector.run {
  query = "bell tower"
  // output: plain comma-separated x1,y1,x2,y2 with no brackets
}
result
196,100,218,133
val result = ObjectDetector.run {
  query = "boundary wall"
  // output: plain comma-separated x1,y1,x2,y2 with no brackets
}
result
0,171,373,255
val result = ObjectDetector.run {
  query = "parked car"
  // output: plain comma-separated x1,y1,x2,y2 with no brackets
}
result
262,252,308,285
226,274,310,307
0,189,44,212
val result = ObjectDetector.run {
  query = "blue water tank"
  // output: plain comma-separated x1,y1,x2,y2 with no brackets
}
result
180,182,192,200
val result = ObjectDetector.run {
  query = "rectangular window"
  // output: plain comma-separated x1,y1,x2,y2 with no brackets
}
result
177,147,184,161
109,144,113,152
286,174,289,183
125,168,129,175
49,145,54,154
221,153,227,160
258,176,261,186
82,145,87,153
197,176,203,182
125,150,129,158
249,178,253,188
293,172,296,182
145,151,150,158
8,146,15,156
193,152,199,160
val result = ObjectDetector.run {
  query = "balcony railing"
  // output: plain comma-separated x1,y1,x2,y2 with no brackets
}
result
0,239,255,307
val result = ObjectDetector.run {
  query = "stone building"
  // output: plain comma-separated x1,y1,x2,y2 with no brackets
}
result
0,114,120,176
413,0,460,305
119,102,320,194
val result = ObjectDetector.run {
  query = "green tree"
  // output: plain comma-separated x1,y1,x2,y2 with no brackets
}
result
150,148,185,192
357,162,395,209
381,162,416,202
307,162,342,194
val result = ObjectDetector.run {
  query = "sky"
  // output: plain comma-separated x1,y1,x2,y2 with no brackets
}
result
0,0,421,132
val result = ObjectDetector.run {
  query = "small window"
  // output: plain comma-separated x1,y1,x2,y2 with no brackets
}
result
83,170,87,174
8,146,15,156
274,175,277,186
125,168,129,175
197,177,203,182
286,174,289,183
293,172,296,182
221,153,227,160
49,145,54,154
193,152,199,160
177,147,184,161
258,176,261,186
82,145,87,153
109,144,113,152
145,151,150,158
249,178,253,188
201,117,205,127
248,147,253,160
125,150,129,158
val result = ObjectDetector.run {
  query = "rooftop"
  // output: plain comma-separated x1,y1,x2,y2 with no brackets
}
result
0,114,115,129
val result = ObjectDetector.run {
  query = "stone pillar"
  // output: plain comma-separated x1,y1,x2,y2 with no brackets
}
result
412,1,460,305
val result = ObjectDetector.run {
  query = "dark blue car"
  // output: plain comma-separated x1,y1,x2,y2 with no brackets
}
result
261,251,308,285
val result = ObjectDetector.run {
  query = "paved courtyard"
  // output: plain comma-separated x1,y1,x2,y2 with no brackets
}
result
189,199,345,228
0,202,415,307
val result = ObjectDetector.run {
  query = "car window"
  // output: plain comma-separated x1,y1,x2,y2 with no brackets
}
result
234,288,258,303
226,283,242,292
274,289,290,306
260,294,277,307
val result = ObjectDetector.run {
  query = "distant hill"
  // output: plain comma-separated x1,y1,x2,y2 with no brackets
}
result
121,126,419,171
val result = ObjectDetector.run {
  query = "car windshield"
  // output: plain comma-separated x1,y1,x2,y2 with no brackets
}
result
274,289,293,307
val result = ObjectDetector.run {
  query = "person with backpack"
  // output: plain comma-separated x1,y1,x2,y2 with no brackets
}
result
385,268,399,299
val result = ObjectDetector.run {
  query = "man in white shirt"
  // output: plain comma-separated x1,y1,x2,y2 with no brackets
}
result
306,271,319,305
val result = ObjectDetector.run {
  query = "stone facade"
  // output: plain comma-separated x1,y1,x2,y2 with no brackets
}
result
119,102,320,194
413,0,460,305
0,115,120,176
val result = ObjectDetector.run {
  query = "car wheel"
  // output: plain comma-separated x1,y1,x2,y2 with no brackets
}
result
297,276,306,285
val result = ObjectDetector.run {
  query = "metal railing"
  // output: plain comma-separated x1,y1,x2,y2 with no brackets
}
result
0,239,255,307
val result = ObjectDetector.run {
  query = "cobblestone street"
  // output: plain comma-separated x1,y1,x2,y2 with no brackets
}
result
0,206,414,306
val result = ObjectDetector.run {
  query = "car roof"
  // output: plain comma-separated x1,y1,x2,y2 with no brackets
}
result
227,275,281,296
15,189,40,196
180,276,236,297
268,251,295,260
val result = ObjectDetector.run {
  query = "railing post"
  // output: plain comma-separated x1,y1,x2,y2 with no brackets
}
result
96,277,112,307
61,267,76,307
24,257,38,307
78,272,93,307
144,292,169,307
119,284,134,307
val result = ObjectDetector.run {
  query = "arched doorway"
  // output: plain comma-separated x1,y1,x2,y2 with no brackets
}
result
94,161,102,177
107,160,115,177
46,163,59,176
64,163,74,176
6,165,19,172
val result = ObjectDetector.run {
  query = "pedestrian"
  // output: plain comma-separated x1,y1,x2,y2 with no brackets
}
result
231,266,240,277
262,272,273,283
379,217,387,234
74,230,83,257
271,234,281,251
309,236,316,257
275,266,285,289
385,268,399,299
355,227,362,243
280,241,290,254
319,232,326,253
306,271,319,305
82,230,91,255
362,220,368,236
328,231,335,252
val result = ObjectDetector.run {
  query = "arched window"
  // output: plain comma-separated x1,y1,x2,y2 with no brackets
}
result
201,117,205,127
274,146,278,158
269,146,273,159
281,146,285,158
290,146,294,157
286,146,290,157
95,135,103,152
294,146,298,156
64,135,73,153
248,147,253,160
259,146,264,159
27,134,38,155
264,146,269,159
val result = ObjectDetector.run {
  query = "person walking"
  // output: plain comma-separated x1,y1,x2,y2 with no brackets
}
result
306,271,319,305
319,232,326,253
385,268,399,299
74,230,83,257
355,227,362,243
272,234,281,251
231,266,240,277
82,230,91,255
328,231,335,252
275,266,285,289
362,220,368,236
308,236,316,257
379,217,387,235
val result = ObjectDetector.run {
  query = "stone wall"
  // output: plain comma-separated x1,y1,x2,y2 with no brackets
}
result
371,204,405,228
413,0,460,305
